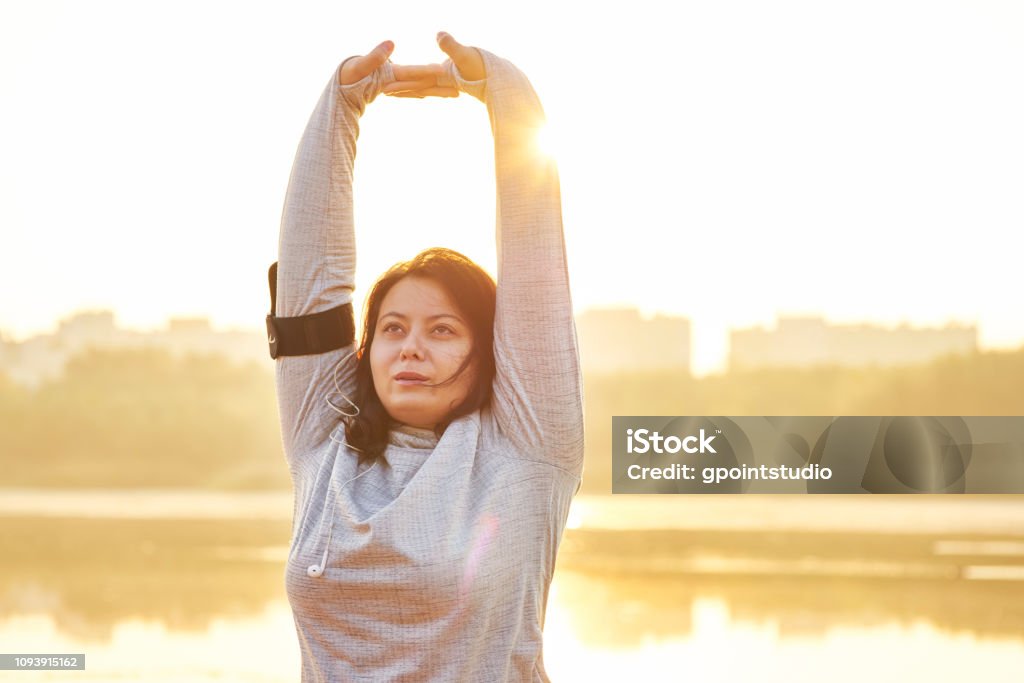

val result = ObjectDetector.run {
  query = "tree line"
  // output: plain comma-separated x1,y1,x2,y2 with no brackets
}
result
2,346,1022,493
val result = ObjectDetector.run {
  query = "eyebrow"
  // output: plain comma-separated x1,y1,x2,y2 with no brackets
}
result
379,312,465,324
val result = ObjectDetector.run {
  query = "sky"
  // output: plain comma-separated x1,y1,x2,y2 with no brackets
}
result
2,0,1022,375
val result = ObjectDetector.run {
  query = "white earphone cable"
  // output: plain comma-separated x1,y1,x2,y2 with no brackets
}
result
307,346,380,578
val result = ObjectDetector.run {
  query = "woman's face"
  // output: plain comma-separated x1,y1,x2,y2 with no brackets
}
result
369,276,477,430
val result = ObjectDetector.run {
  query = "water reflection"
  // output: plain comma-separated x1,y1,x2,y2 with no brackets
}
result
1,493,1023,681
0,606,298,683
556,527,1024,643
1,516,293,640
544,586,1024,683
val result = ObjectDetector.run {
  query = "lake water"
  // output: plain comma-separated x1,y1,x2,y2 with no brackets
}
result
1,490,1022,682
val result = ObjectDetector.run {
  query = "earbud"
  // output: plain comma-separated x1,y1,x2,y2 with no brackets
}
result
305,457,377,580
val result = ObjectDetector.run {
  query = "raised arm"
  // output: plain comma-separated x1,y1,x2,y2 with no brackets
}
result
433,38,585,472
273,44,395,478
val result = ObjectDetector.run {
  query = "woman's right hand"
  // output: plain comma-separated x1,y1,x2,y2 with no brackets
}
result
339,40,394,85
339,39,458,97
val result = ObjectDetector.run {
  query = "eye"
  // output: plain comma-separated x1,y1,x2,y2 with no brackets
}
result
381,322,403,334
433,325,455,335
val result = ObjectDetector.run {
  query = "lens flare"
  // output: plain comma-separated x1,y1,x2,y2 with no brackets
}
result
535,123,558,159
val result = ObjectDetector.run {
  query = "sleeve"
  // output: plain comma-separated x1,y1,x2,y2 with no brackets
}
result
273,57,394,479
442,50,585,473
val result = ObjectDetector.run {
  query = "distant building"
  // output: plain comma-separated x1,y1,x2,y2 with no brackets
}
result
729,315,977,371
0,310,267,389
575,308,690,374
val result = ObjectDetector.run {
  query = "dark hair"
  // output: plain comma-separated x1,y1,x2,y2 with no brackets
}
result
344,247,496,463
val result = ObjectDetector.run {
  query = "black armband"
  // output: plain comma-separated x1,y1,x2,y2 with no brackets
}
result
266,262,356,360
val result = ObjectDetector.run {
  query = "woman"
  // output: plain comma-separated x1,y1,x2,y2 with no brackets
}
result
273,32,584,681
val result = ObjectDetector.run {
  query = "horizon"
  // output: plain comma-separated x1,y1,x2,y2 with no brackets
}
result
2,306,1014,378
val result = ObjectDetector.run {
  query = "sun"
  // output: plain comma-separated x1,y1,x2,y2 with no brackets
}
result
535,122,559,160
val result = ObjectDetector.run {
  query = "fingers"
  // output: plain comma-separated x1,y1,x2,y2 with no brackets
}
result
436,31,462,58
366,40,395,70
386,87,459,99
436,31,486,81
383,63,457,98
382,79,436,94
339,39,394,86
337,34,476,97
391,63,443,81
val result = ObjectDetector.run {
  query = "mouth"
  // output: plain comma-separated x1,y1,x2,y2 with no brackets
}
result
394,371,428,386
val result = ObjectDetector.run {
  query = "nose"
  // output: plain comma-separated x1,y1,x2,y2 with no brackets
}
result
399,330,425,361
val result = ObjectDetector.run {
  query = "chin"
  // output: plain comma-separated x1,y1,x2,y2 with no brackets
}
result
386,401,437,429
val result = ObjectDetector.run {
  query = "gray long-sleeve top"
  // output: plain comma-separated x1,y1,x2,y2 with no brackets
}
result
274,48,584,682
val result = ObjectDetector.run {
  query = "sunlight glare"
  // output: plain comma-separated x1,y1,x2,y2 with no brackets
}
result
536,122,558,160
